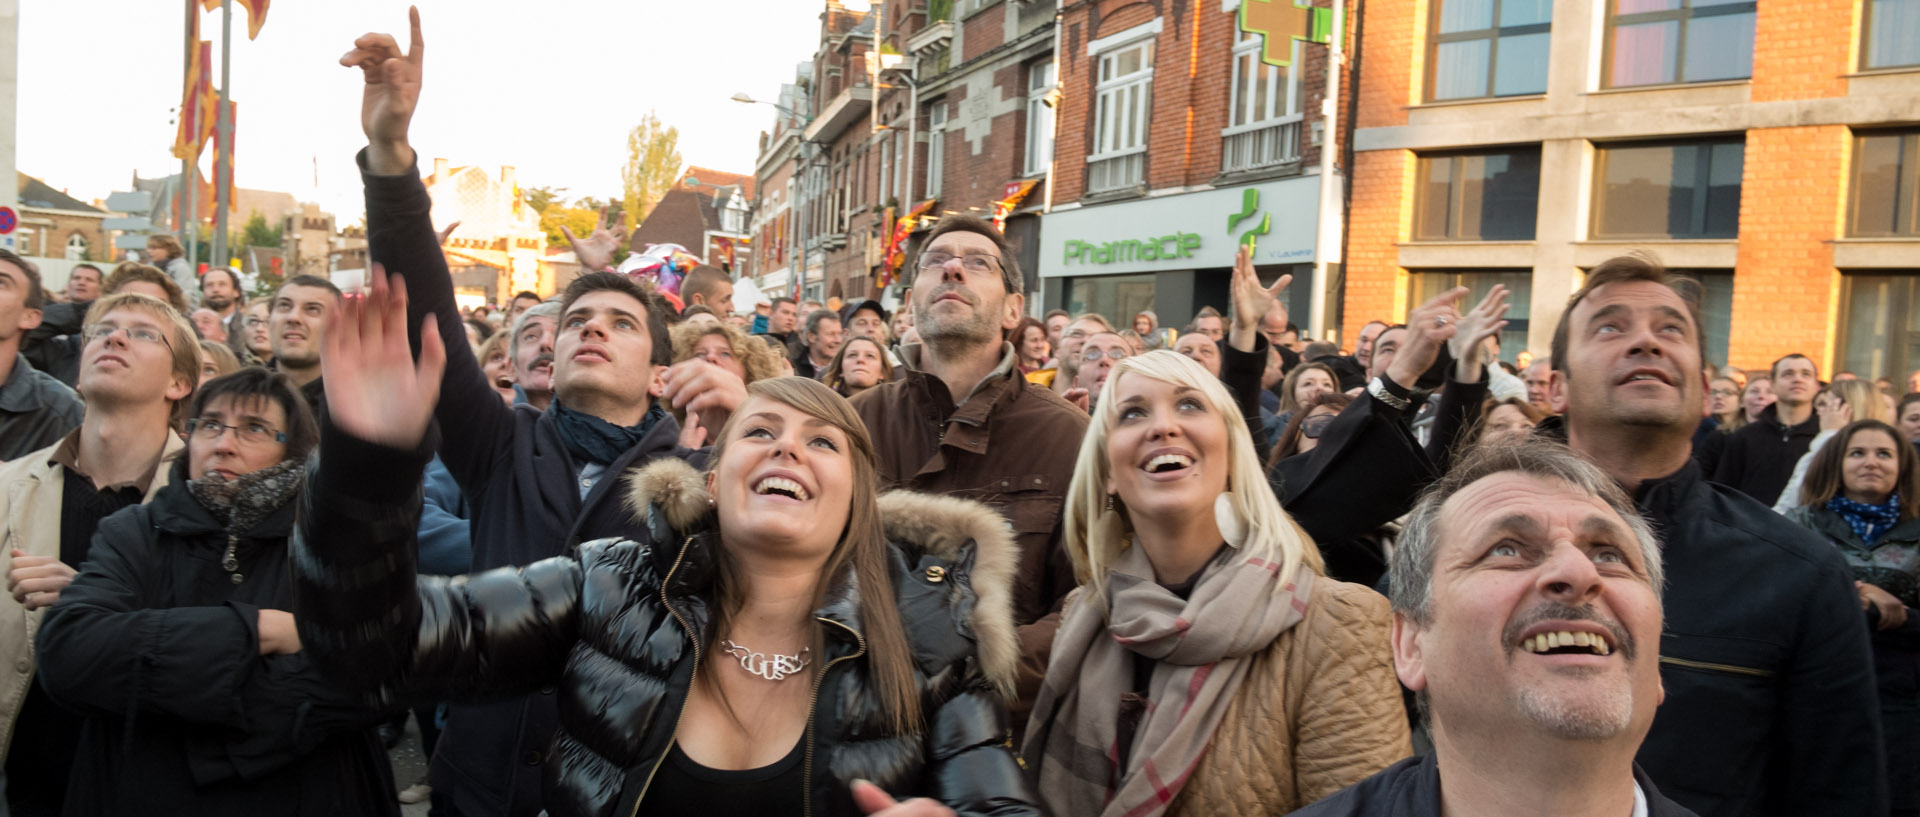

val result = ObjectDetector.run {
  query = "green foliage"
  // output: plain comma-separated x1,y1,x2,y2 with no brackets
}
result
540,206,600,247
240,211,282,249
622,111,684,233
523,185,566,215
929,0,952,22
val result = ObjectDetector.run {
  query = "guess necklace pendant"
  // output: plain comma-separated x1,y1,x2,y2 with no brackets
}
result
721,639,811,681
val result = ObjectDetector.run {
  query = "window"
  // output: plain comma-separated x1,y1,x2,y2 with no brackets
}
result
1592,139,1744,239
1414,148,1541,240
65,233,89,261
1427,0,1551,101
1222,30,1304,172
1025,61,1057,177
926,102,946,198
879,137,893,204
1605,0,1755,88
1088,37,1155,193
894,130,908,202
1838,272,1920,379
1410,270,1533,362
1864,0,1920,70
1067,273,1157,325
1851,129,1920,237
1673,270,1733,367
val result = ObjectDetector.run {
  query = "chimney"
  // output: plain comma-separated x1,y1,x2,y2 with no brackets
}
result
501,165,516,188
433,157,449,185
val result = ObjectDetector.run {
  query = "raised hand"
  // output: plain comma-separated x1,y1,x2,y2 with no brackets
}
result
8,549,76,612
1817,393,1853,432
1448,285,1511,382
342,6,424,174
1227,245,1291,353
1387,287,1467,391
322,263,446,448
561,207,628,272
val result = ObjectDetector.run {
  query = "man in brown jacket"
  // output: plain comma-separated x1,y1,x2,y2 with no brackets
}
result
850,215,1086,635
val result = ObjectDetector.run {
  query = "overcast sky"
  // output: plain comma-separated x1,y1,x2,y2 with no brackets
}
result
19,0,845,223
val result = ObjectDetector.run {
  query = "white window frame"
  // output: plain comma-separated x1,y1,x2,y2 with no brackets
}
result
926,102,947,197
894,130,908,202
879,135,894,204
1025,61,1057,177
65,232,89,261
1224,30,1303,136
1089,36,1156,164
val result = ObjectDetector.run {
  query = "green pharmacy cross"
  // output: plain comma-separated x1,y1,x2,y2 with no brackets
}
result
1238,0,1334,68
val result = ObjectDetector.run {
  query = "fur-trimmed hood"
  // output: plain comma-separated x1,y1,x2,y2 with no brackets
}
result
626,457,1022,700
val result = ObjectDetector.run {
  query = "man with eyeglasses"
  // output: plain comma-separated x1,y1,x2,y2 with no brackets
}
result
0,291,201,815
0,249,82,462
1066,331,1134,411
848,213,1088,724
1049,313,1113,398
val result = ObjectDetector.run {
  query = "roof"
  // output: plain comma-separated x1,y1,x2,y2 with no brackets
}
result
681,166,755,198
18,174,104,213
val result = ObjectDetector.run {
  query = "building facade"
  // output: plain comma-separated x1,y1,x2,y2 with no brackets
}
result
425,158,552,305
1347,0,1920,375
630,167,755,277
17,174,108,264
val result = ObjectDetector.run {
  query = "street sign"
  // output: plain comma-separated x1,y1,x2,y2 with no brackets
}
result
0,207,17,235
105,191,153,213
114,235,152,250
102,216,153,232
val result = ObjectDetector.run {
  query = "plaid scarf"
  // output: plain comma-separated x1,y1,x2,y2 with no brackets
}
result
1024,540,1313,817
186,459,304,537
1827,493,1903,546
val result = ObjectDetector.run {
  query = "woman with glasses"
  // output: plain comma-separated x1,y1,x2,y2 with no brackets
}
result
238,301,273,365
36,367,402,817
1271,393,1353,463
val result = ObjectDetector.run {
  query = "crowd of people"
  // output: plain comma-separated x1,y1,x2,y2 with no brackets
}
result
4,10,1920,817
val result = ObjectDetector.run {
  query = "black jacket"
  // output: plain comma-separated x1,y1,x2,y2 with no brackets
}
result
35,460,398,817
1287,754,1698,816
294,427,1041,817
363,150,703,817
20,301,85,386
1634,461,1887,817
1710,404,1818,504
0,353,82,462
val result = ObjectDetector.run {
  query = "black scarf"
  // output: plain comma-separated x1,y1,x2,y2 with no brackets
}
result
551,401,668,467
186,459,304,537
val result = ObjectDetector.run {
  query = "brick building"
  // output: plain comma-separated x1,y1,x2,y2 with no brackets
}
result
744,68,809,298
17,174,108,263
1037,0,1349,328
1347,0,1920,375
631,167,755,276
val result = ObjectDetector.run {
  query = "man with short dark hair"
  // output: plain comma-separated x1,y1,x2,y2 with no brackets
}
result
1546,253,1883,817
199,267,243,320
678,266,734,317
505,290,541,327
1523,359,1554,413
63,264,101,304
1050,313,1112,397
1711,353,1821,502
0,251,82,461
849,214,1087,714
840,299,889,342
1325,319,1388,392
1297,440,1694,817
792,309,843,379
761,296,798,349
267,275,342,413
1042,309,1069,352
340,18,708,814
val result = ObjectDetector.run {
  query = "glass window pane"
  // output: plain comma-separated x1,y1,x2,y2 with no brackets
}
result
1439,0,1495,33
1854,134,1908,236
1703,142,1744,238
1867,0,1920,69
1610,21,1678,86
1501,0,1553,26
1416,158,1456,239
1842,276,1898,377
1683,11,1754,81
1676,270,1734,366
1598,145,1679,237
1482,150,1541,239
1493,32,1551,95
1616,0,1679,12
1434,39,1492,100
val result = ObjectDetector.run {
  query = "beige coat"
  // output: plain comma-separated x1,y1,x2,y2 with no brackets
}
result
0,433,184,761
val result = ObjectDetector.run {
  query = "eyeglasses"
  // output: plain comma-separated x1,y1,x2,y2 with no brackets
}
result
244,317,268,328
1710,388,1740,398
917,251,1002,273
1302,414,1336,439
185,418,288,445
1083,347,1130,364
82,323,173,350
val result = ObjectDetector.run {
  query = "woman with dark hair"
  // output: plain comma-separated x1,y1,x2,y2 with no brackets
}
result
293,266,1038,816
821,334,892,398
1463,396,1547,448
35,368,396,816
1270,391,1354,464
1012,316,1051,376
1786,419,1920,817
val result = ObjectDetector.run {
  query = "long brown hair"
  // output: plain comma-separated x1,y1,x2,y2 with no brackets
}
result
1799,419,1920,520
1267,391,1354,471
820,335,893,397
702,377,921,733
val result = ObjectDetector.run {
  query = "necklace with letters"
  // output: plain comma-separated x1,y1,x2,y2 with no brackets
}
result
721,639,811,682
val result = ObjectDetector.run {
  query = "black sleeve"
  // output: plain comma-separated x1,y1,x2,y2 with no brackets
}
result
292,413,580,705
1271,386,1433,545
1220,335,1272,456
359,150,515,494
1775,550,1892,813
1423,371,1489,475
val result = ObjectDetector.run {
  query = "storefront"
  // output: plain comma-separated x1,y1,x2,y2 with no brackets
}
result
1038,175,1325,331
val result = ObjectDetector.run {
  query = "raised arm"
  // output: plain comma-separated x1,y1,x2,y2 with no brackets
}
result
1225,245,1288,454
345,7,513,486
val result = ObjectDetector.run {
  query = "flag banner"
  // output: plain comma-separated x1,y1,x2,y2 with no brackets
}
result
171,40,215,161
202,0,270,40
990,179,1040,231
881,198,938,287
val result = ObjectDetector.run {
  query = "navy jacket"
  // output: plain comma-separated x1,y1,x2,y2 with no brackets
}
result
1289,755,1698,816
361,151,700,817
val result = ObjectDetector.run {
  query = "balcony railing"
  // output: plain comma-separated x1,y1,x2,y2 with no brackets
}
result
1220,118,1302,174
1086,152,1145,194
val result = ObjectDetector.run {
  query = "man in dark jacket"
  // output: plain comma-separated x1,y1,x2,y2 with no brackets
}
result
1546,254,1884,817
345,14,708,816
0,252,81,461
791,308,842,379
1711,354,1820,502
1292,441,1696,817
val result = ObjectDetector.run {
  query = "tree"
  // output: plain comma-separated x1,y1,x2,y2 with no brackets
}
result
524,185,566,215
539,205,600,247
240,210,282,249
621,111,683,233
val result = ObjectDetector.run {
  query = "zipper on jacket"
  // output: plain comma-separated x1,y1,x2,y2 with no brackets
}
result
631,536,702,817
222,534,242,584
1659,655,1774,678
802,618,867,817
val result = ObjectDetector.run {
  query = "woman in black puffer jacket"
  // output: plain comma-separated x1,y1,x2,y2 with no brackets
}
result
296,333,1040,817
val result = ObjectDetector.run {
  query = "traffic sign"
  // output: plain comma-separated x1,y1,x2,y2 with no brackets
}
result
103,216,153,232
0,207,17,235
105,191,153,213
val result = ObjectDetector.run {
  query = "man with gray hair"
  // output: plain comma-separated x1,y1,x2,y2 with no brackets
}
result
1293,440,1696,817
507,300,559,410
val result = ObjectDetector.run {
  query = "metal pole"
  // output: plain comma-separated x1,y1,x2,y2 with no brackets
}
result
181,0,197,266
211,0,233,270
1309,0,1346,343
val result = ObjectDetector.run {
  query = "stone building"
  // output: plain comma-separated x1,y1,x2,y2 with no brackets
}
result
17,174,108,263
424,158,552,305
1346,0,1920,374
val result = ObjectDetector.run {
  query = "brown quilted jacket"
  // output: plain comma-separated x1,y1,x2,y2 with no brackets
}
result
1170,578,1412,814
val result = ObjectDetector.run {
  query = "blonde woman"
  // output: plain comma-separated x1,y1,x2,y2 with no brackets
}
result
1774,379,1901,513
668,320,785,441
1024,351,1410,816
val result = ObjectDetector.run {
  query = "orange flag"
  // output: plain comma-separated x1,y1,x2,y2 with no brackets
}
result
170,40,214,161
201,0,269,40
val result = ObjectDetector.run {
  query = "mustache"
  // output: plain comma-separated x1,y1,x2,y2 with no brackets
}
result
1502,601,1637,661
923,284,976,306
526,353,554,370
